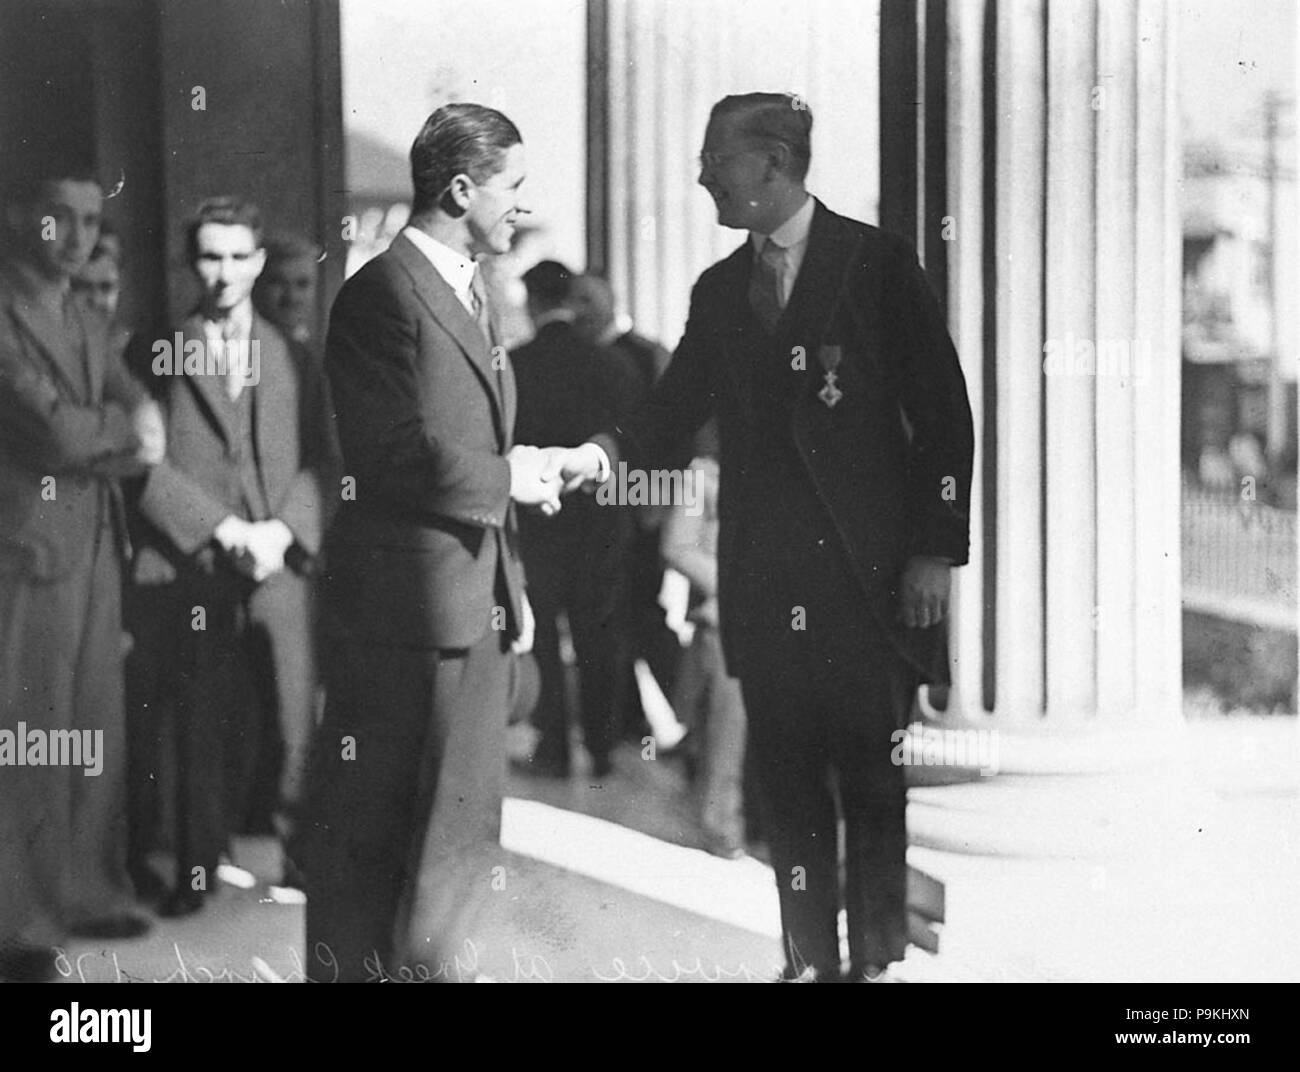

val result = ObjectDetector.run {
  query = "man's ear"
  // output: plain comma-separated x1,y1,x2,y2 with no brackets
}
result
250,247,268,279
765,142,792,180
446,173,474,213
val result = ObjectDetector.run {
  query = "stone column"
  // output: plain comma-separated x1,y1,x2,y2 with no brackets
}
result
883,0,1186,856
885,0,1182,744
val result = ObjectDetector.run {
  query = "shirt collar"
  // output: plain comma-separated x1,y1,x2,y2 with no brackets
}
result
750,193,815,254
403,225,477,299
202,299,253,340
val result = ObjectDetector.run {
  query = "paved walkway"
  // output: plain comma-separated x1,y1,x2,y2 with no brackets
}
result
56,714,1298,982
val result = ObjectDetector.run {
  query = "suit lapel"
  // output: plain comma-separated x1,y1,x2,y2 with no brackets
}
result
180,313,238,447
251,312,289,481
778,200,862,359
1,265,90,402
389,233,507,439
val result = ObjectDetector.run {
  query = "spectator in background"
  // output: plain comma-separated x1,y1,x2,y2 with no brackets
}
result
72,220,132,360
254,233,320,350
661,422,749,859
511,261,644,779
128,196,339,916
570,273,681,745
0,165,163,979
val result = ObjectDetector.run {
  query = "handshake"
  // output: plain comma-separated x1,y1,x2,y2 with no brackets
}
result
506,443,607,516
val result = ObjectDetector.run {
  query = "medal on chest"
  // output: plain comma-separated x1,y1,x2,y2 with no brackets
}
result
817,343,843,408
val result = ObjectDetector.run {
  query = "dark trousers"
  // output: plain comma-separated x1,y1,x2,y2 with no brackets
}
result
522,505,626,770
171,568,263,892
300,627,509,982
124,580,185,883
736,615,915,978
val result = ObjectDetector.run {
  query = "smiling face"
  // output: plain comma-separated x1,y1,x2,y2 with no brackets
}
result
192,222,266,318
462,141,528,258
697,115,778,232
7,179,103,280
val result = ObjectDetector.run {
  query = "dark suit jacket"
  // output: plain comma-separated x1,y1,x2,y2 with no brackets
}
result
132,311,338,585
609,329,671,395
321,232,526,650
512,318,646,618
512,319,645,448
593,200,974,682
0,258,143,581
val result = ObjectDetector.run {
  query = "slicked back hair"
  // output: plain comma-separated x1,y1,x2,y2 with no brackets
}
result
410,103,523,218
709,92,813,181
184,196,263,264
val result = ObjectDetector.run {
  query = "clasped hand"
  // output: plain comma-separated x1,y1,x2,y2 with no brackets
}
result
213,517,295,583
506,443,607,516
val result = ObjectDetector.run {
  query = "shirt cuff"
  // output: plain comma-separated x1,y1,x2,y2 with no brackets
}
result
587,442,612,483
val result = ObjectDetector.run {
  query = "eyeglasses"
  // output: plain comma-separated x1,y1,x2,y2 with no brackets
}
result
697,148,760,172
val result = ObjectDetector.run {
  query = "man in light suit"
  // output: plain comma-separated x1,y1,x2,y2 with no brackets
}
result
131,196,339,916
0,165,162,980
300,103,558,982
553,93,974,982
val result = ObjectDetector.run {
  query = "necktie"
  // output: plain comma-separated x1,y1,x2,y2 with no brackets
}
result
470,266,506,407
747,237,785,334
222,319,243,401
469,267,492,348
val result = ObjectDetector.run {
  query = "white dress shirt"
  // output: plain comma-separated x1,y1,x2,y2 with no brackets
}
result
402,226,478,314
202,301,254,401
748,193,815,307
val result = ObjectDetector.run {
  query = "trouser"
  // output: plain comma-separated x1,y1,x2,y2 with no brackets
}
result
736,621,916,978
522,506,627,769
170,568,262,892
124,579,186,881
300,627,510,982
672,624,747,845
245,570,318,808
0,517,135,951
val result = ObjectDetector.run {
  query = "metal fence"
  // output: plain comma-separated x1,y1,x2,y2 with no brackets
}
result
1182,479,1297,629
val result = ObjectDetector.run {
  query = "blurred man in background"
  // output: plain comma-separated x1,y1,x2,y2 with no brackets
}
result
569,273,681,746
0,164,163,979
254,233,320,351
129,196,338,917
511,261,644,779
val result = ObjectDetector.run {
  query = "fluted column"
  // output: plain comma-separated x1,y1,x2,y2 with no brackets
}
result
885,0,1182,744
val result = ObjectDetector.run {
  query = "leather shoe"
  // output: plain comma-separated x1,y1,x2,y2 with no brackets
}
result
0,944,58,982
702,831,746,861
68,913,151,940
158,888,206,919
510,755,570,779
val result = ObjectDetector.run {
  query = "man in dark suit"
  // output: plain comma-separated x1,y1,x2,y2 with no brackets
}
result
511,261,644,779
131,196,338,916
301,103,559,982
0,165,161,979
552,93,974,982
570,273,682,742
